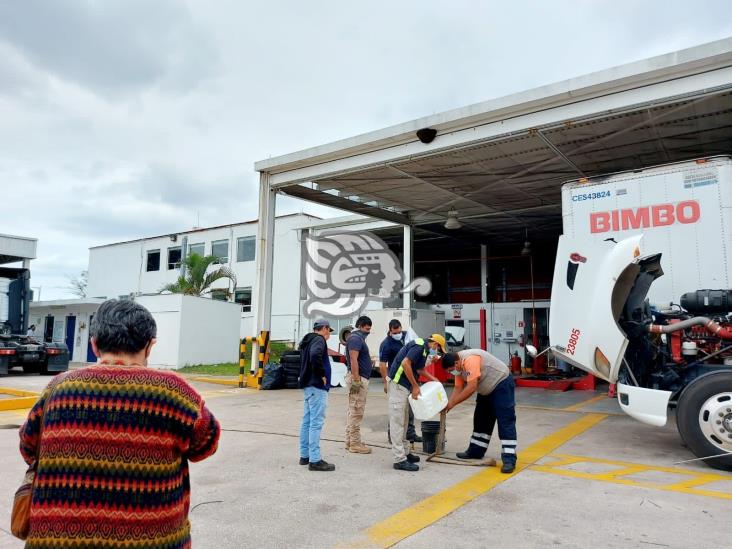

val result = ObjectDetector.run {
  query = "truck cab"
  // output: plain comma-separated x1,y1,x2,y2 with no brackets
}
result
542,157,732,470
0,236,70,376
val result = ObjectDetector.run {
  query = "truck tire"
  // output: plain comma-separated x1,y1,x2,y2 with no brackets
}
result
676,371,732,471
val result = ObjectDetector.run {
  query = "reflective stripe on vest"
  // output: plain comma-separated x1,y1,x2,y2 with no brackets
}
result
392,339,425,384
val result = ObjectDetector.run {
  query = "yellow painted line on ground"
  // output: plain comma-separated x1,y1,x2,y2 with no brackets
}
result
188,376,242,387
562,393,609,412
340,413,607,549
531,452,732,501
0,396,38,411
0,387,40,397
516,403,624,417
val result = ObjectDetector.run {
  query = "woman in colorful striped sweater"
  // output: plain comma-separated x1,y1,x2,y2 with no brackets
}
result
19,299,221,548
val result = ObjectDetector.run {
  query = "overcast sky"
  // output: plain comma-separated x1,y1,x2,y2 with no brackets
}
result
1,0,731,300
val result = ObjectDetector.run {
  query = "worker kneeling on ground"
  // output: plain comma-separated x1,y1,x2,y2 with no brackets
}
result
387,335,445,471
442,349,518,474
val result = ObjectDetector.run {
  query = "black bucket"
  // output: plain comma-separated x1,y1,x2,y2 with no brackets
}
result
421,420,445,454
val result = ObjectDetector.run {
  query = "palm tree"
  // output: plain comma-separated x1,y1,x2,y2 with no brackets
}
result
160,253,237,297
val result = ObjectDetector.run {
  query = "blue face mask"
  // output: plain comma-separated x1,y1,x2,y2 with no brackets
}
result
429,349,437,356
390,333,402,341
449,369,460,377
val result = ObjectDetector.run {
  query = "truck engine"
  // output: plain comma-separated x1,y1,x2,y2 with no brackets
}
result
618,280,732,470
618,288,732,393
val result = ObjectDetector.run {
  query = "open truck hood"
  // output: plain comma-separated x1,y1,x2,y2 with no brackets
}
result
549,234,659,382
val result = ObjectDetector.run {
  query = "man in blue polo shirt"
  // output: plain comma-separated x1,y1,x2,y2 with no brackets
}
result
387,336,444,471
345,315,373,454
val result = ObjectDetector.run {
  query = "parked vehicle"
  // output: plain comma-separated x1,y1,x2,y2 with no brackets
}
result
535,157,732,470
444,325,467,352
0,267,69,375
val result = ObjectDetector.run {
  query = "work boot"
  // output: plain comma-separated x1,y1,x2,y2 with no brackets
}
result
406,453,421,463
408,434,423,444
299,457,309,465
348,442,372,454
393,460,419,472
500,461,516,474
456,450,484,460
309,460,335,472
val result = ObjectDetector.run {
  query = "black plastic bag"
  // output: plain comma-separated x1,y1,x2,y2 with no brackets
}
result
261,362,286,390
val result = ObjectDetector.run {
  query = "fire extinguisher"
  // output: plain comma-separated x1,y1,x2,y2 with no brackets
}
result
510,351,522,375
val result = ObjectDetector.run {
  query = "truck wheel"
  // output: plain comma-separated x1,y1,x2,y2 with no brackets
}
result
676,371,732,471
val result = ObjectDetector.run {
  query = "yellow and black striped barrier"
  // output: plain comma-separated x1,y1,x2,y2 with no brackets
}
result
238,336,252,388
241,331,270,390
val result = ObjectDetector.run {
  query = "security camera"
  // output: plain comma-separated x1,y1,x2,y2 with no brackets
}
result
416,128,437,144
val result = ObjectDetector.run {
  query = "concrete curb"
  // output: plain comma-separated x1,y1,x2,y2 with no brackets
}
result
187,376,242,387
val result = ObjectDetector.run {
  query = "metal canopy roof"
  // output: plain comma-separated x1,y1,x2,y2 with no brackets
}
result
0,234,37,265
256,39,732,248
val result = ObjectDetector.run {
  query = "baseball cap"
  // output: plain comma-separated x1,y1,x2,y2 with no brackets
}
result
313,318,334,332
428,333,447,354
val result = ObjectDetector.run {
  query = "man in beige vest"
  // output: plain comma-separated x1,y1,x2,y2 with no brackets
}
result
441,349,517,473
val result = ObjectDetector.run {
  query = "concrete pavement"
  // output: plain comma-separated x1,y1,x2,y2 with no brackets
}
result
0,371,729,548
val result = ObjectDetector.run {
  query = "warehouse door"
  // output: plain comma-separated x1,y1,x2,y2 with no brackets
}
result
467,320,481,349
86,315,96,362
65,316,76,358
44,316,54,342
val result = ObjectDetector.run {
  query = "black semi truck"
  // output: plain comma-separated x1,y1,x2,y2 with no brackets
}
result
0,267,69,375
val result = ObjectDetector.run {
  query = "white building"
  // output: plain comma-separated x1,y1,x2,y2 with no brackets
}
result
28,209,547,365
86,213,322,342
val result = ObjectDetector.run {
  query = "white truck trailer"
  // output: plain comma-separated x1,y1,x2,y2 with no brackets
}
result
539,156,732,470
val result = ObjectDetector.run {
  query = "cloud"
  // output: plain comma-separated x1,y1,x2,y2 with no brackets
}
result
1,0,731,301
0,0,218,96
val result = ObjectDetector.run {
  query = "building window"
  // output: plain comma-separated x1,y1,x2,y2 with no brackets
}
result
146,250,160,272
234,287,252,312
189,242,205,257
211,240,229,263
211,289,229,301
167,246,182,269
237,236,256,262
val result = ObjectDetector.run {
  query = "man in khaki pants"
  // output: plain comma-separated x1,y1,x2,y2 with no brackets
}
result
345,316,373,453
387,335,444,471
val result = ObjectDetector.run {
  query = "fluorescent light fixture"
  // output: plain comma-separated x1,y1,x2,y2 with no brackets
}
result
444,209,461,230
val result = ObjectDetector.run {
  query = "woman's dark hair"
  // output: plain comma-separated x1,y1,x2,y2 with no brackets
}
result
90,299,157,354
441,352,459,370
388,319,401,332
355,315,372,328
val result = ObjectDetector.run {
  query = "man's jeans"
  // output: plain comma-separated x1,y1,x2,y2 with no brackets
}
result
300,386,328,462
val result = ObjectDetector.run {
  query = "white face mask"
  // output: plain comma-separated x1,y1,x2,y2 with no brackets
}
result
449,369,460,376
390,333,402,341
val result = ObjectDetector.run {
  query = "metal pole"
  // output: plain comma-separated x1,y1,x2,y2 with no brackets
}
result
252,172,276,380
402,224,413,310
180,236,188,278
479,308,487,351
480,244,487,303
